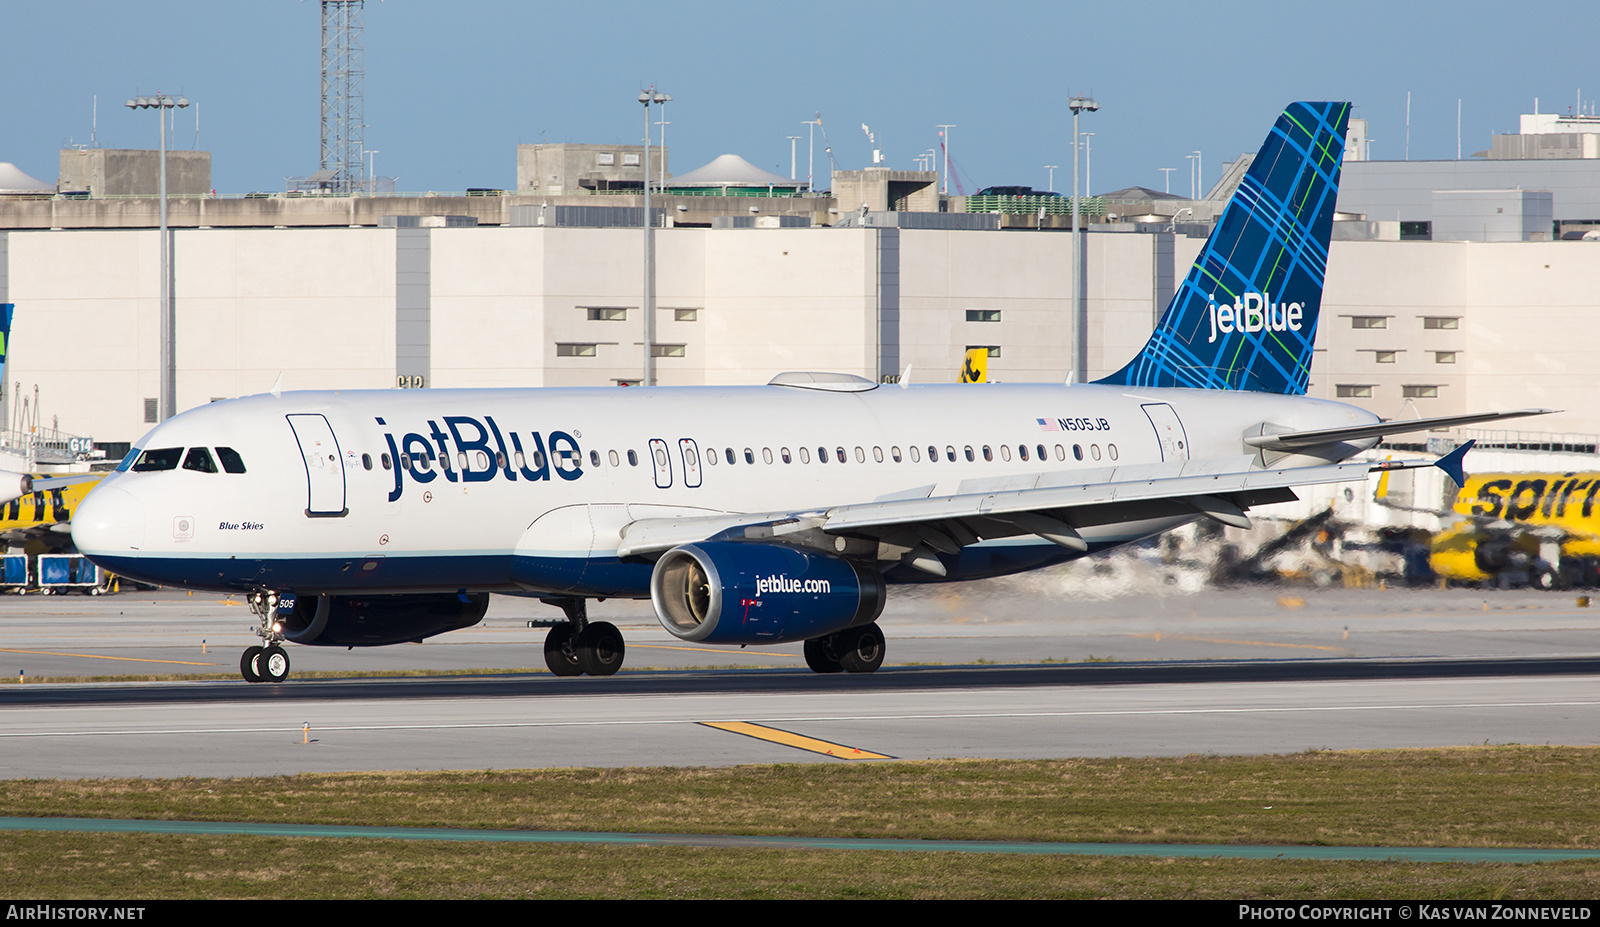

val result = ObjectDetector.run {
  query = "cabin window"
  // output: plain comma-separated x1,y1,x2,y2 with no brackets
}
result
910,446,921,463
132,447,183,472
999,445,1011,461
983,446,994,462
456,452,468,472
1073,445,1084,461
182,447,218,473
217,447,248,474
781,447,792,464
590,450,601,467
1090,444,1102,460
945,446,956,462
854,447,865,463
380,453,392,471
964,446,975,462
817,447,829,464
1038,445,1048,461
873,447,884,463
762,448,774,464
1054,445,1065,460
362,453,373,471
800,447,811,463
928,446,938,462
608,450,620,467
495,451,506,469
725,448,737,465
891,446,902,463
513,451,525,470
744,448,755,464
1018,445,1029,461
627,449,639,467
1109,444,1119,460
532,451,546,469
414,454,431,472
705,448,717,466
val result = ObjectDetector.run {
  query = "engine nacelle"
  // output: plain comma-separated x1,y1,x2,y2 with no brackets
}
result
278,592,490,647
0,470,31,506
650,541,885,645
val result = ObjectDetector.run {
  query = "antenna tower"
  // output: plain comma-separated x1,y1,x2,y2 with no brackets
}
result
320,1,365,194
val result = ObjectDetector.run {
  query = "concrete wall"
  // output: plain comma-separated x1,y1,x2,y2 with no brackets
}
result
5,223,1599,450
516,144,666,195
58,149,211,198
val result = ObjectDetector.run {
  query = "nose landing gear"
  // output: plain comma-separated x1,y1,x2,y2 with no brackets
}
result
240,592,292,683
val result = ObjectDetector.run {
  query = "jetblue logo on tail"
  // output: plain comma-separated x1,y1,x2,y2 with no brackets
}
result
1098,102,1350,395
1207,293,1303,343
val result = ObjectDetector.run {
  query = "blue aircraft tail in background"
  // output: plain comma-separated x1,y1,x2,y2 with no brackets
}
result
1097,101,1350,395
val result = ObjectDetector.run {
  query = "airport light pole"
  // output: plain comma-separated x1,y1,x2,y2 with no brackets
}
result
1068,96,1098,384
126,92,189,422
1045,165,1058,192
640,89,669,386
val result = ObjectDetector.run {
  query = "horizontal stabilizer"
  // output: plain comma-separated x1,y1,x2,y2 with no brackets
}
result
1243,409,1555,451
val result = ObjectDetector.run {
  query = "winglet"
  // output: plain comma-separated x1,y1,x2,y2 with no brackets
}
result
1433,439,1474,488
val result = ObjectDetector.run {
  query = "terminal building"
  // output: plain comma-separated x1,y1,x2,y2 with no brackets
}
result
1,107,1598,460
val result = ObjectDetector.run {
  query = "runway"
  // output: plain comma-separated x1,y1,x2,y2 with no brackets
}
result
2,580,1598,778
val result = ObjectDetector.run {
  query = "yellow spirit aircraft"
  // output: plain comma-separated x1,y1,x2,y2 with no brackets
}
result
1428,471,1600,588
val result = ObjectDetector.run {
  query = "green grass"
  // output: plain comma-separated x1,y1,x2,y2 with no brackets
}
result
5,747,1600,898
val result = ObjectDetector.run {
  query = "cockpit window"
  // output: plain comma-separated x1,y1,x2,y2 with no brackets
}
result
131,447,183,472
116,448,142,472
216,447,247,474
183,448,218,473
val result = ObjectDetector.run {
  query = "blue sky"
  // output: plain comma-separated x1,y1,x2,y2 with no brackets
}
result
3,1,1594,195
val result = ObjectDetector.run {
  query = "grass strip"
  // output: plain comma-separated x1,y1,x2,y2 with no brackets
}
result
2,747,1598,848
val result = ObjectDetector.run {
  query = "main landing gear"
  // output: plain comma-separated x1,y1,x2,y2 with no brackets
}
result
803,623,886,674
241,591,291,683
539,597,625,677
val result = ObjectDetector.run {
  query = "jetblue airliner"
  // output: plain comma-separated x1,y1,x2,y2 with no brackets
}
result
71,103,1546,683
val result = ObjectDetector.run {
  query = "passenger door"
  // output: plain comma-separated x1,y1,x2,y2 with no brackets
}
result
287,413,348,517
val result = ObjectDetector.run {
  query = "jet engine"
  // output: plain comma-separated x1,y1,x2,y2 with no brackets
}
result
650,541,885,645
0,470,31,506
277,592,490,647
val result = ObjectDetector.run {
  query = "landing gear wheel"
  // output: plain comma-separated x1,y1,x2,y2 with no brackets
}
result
575,621,626,676
803,636,844,674
837,623,886,674
240,646,264,683
260,645,290,683
543,624,583,677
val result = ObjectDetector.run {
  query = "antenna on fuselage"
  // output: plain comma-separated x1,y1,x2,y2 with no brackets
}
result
269,372,283,399
899,364,912,388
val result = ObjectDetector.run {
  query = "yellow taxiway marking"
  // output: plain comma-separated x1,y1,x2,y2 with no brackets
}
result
1128,633,1345,652
0,648,217,667
699,721,893,760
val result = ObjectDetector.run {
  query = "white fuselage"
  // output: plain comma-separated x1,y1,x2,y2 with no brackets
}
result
71,381,1379,596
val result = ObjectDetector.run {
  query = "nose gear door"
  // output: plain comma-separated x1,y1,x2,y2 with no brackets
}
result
287,413,348,517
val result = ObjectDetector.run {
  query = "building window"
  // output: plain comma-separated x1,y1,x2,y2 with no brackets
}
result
1373,351,1397,363
556,343,597,357
651,343,686,358
1350,316,1388,329
1423,317,1460,330
1336,385,1374,398
613,378,641,386
586,307,628,321
143,398,158,423
1435,351,1457,364
597,153,615,166
966,345,1001,357
965,309,1001,322
673,308,699,322
622,153,640,166
1403,385,1440,399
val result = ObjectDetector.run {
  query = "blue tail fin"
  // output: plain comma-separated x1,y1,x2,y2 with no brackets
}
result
0,303,11,387
1097,102,1350,395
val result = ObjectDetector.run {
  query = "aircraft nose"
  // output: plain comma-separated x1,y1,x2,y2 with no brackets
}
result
71,484,146,556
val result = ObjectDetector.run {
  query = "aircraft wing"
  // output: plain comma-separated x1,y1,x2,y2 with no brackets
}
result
1244,409,1554,450
618,454,1448,574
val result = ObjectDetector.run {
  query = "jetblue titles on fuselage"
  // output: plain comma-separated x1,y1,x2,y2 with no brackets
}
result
378,415,584,501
